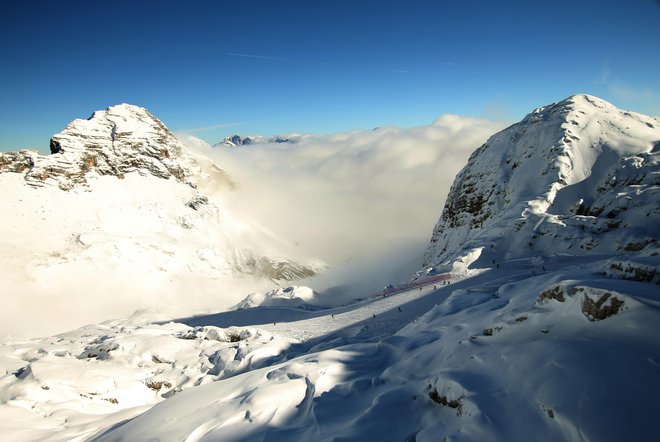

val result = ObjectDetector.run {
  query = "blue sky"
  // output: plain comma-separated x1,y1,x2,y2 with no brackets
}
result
1,0,658,152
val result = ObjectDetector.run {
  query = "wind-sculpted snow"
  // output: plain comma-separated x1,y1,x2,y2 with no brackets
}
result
423,94,660,271
0,320,295,441
78,254,660,441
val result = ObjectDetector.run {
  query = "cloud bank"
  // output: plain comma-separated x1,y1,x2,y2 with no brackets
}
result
0,115,504,338
182,115,507,300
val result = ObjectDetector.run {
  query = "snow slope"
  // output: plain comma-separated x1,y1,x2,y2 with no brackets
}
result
0,105,322,337
91,95,660,442
0,95,658,441
4,251,654,441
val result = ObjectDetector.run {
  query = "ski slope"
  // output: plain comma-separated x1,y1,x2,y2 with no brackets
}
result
91,251,660,442
183,273,456,343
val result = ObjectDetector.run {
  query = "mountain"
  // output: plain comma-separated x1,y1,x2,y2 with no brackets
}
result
423,94,659,275
1,104,200,190
214,133,310,148
0,96,658,441
0,105,322,337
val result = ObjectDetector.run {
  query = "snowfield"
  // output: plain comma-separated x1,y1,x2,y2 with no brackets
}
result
2,253,658,441
0,95,658,441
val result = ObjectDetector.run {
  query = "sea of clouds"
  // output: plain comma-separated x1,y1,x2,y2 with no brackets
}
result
179,114,506,302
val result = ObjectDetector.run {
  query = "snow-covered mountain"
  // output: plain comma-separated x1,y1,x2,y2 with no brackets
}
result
214,133,310,148
0,96,658,441
1,104,201,190
423,94,659,274
0,105,322,337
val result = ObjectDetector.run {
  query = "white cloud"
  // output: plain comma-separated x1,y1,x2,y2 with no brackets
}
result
227,52,288,61
185,115,507,298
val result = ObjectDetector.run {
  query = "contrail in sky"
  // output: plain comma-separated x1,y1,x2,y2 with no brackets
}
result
180,122,241,133
227,52,288,61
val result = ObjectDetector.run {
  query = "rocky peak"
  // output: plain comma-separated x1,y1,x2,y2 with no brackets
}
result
0,104,200,190
423,94,660,271
217,134,256,148
222,134,254,147
214,133,304,148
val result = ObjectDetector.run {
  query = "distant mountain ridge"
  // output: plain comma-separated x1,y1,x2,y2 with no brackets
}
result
423,94,660,273
214,133,310,148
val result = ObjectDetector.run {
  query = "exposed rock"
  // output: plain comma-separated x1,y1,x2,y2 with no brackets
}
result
482,326,503,336
0,150,36,174
238,256,323,281
582,292,624,321
186,194,209,211
214,133,307,148
537,286,569,303
145,380,173,391
606,259,660,284
537,284,628,322
221,134,255,147
428,386,464,416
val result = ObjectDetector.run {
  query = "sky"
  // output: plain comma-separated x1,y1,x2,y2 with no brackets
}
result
0,0,659,152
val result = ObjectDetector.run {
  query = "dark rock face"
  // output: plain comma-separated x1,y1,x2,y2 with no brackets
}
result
581,292,624,321
221,134,253,147
230,135,252,146
536,284,626,321
50,139,64,154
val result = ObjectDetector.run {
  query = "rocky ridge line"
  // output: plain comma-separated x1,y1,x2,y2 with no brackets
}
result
0,104,201,190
